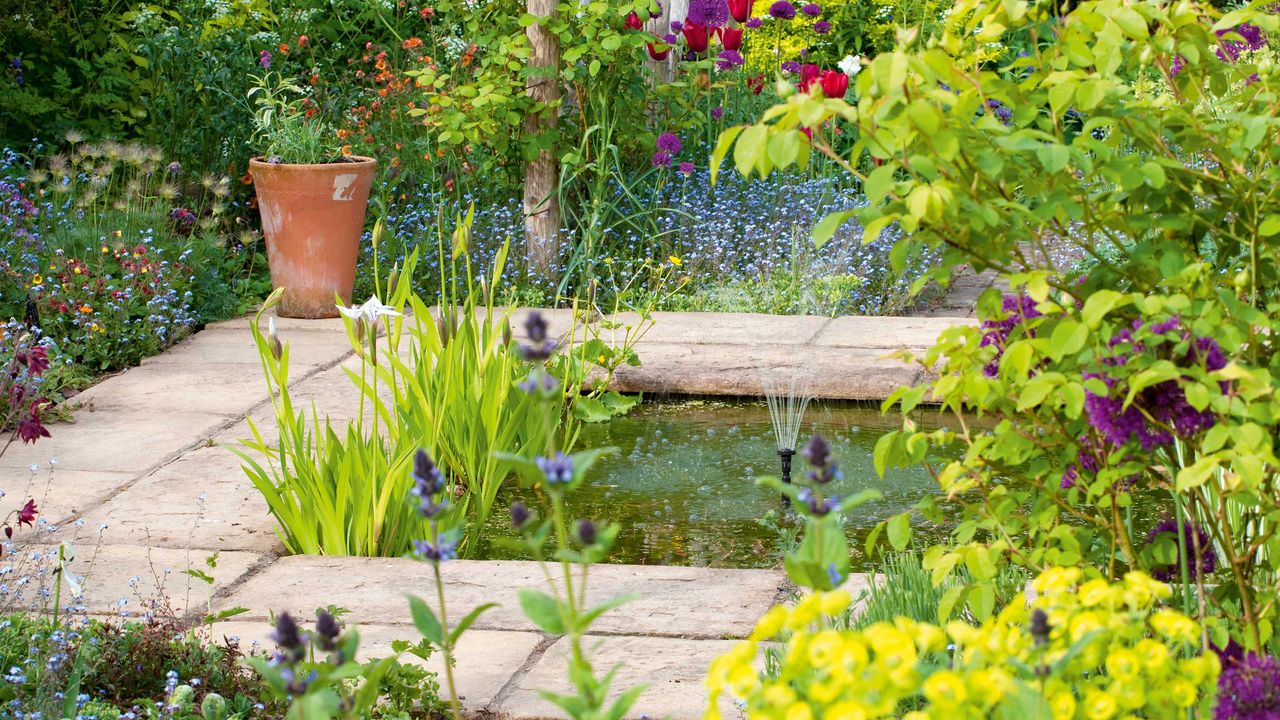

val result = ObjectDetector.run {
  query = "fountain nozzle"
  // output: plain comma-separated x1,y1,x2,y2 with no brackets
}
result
779,448,795,484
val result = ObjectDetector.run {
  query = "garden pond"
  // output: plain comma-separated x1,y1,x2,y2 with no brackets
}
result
480,399,950,570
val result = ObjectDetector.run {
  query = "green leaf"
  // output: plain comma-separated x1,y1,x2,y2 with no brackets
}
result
1081,289,1125,327
710,125,745,185
1016,375,1057,411
1260,215,1280,237
967,583,996,620
1035,144,1070,173
887,512,912,550
408,595,445,646
864,162,897,204
518,588,565,634
812,210,857,249
733,124,768,178
1184,382,1210,411
1049,319,1088,360
1176,455,1221,491
573,396,612,422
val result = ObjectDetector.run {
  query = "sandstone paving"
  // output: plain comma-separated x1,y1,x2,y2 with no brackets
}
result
143,326,354,368
61,444,281,553
10,467,134,525
48,543,264,618
216,556,784,640
0,409,235,473
494,634,739,720
213,621,542,714
75,363,281,417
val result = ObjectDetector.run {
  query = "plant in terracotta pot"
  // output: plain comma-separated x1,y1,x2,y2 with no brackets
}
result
247,71,376,319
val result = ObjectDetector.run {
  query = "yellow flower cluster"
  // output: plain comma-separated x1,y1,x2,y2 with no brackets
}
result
705,568,1218,720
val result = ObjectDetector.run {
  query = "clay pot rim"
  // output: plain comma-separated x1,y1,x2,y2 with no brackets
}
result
249,155,376,170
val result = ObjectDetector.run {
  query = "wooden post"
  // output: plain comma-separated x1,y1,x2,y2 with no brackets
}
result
524,0,562,278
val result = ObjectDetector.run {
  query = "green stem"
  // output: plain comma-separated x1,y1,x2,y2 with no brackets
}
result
433,559,463,720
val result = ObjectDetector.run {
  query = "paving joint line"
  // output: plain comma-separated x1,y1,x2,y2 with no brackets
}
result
480,633,559,719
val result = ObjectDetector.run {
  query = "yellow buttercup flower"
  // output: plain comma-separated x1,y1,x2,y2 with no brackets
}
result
668,254,683,267
31,274,42,286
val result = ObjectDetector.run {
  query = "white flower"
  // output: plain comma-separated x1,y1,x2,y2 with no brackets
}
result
838,55,864,77
337,296,402,325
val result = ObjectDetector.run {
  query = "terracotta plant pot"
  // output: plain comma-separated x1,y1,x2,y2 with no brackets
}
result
250,156,377,319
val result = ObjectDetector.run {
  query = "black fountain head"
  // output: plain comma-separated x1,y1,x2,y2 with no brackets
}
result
779,448,795,484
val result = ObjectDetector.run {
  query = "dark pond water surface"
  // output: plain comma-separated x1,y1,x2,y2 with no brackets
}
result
481,400,950,570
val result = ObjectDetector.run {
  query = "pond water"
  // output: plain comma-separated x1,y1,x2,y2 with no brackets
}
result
481,399,949,570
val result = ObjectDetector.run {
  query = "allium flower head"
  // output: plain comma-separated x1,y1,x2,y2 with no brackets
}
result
715,49,744,70
745,16,763,28
679,161,695,175
801,2,821,16
768,0,796,19
656,132,682,154
652,151,673,168
711,107,724,120
687,0,729,27
1216,653,1280,720
813,20,830,34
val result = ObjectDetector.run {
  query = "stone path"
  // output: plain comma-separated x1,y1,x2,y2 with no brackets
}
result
3,309,965,719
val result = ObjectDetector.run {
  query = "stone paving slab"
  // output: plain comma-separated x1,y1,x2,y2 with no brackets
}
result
53,543,264,618
496,635,738,720
9,466,134,525
609,343,924,400
811,315,974,348
213,621,543,714
142,326,353,368
1,409,233,473
62,444,281,553
216,557,784,640
76,363,278,416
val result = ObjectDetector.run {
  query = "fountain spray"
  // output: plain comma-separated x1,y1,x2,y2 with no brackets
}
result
762,367,814,489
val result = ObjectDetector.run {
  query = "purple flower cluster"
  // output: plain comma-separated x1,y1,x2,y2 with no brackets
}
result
800,2,821,16
768,0,796,19
984,99,1013,125
686,0,729,28
1216,22,1268,62
1084,318,1227,451
716,49,744,70
653,132,686,168
1216,653,1280,720
745,16,763,28
813,20,830,34
978,293,1042,377
1146,517,1217,581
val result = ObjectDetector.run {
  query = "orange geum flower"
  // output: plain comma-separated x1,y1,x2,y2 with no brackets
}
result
279,43,289,53
403,37,424,50
341,145,353,156
79,304,92,313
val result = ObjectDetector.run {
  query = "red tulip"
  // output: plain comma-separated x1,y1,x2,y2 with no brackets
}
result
625,11,644,30
798,63,821,92
819,69,849,98
748,73,765,95
728,0,754,23
682,22,710,53
718,26,744,51
648,39,671,60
